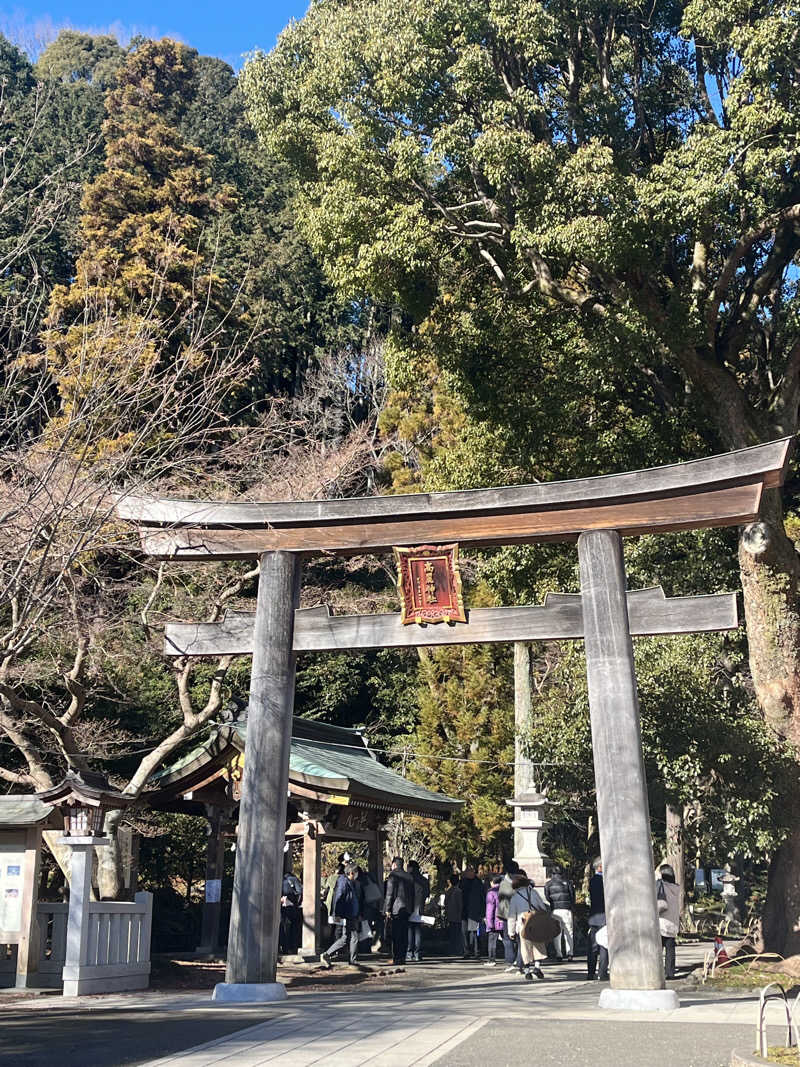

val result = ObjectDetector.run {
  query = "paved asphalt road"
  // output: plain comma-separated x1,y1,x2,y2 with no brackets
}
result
0,1002,782,1067
0,1004,276,1067
431,1018,766,1067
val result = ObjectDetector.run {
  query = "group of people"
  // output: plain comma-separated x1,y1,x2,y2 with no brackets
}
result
444,862,578,981
321,855,430,968
310,852,682,984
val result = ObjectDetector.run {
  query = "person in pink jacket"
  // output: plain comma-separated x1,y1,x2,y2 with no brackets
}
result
484,875,504,967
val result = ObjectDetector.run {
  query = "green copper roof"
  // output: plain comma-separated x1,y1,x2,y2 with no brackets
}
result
152,716,461,817
0,797,55,827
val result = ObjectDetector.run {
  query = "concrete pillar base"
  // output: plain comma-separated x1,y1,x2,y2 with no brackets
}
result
598,988,679,1012
211,982,288,1003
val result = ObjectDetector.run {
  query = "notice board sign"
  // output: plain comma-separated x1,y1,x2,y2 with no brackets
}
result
0,842,25,933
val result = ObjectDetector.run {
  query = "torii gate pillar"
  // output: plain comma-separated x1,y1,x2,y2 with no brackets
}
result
213,551,300,1003
579,530,677,1010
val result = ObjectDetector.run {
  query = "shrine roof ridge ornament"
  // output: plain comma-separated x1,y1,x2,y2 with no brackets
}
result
115,438,793,557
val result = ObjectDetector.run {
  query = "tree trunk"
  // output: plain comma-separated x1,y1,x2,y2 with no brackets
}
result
42,830,75,891
513,642,536,795
739,489,800,745
762,826,800,957
739,488,800,955
96,811,125,900
664,803,685,917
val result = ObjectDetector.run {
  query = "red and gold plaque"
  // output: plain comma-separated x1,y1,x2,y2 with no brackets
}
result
393,544,466,625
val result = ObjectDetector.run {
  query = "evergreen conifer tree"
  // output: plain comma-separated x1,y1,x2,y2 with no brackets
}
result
43,39,236,454
407,586,514,863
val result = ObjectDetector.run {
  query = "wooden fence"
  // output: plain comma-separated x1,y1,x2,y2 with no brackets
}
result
36,901,69,986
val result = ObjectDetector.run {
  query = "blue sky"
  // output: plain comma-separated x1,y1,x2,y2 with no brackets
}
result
0,1,311,68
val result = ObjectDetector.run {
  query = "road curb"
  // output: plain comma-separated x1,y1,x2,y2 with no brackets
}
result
730,1049,769,1065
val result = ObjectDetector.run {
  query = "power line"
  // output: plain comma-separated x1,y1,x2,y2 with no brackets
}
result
0,729,583,769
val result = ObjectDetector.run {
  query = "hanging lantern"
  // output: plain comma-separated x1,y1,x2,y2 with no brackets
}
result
37,771,132,839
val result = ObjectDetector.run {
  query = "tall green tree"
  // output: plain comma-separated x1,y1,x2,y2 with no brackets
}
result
42,38,237,454
406,586,515,864
35,30,125,88
0,35,107,363
243,0,800,953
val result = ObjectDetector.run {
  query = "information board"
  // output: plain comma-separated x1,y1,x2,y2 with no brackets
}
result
0,844,25,933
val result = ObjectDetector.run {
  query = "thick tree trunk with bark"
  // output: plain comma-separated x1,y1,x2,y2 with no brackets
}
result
738,488,800,955
739,490,800,746
664,803,685,917
762,826,800,957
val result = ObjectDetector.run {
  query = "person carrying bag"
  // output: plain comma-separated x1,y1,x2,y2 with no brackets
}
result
507,874,552,981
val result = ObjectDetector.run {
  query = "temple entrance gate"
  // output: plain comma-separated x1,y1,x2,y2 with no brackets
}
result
117,438,792,1008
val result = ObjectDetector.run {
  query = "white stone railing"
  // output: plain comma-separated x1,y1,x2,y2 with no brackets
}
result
2,893,152,993
62,891,152,996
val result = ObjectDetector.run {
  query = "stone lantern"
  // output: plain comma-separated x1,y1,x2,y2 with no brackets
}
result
38,770,132,842
506,788,552,890
37,771,133,996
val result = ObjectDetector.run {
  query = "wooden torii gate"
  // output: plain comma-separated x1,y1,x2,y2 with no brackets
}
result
116,438,792,1009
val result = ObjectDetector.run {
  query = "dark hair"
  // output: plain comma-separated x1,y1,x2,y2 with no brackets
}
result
510,873,530,890
550,865,563,876
345,862,359,877
337,853,346,864
448,873,460,886
659,864,676,884
392,856,404,868
408,859,419,872
491,875,502,886
505,860,520,875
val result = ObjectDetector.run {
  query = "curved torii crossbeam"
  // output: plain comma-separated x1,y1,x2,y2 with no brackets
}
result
116,439,792,1008
117,438,790,556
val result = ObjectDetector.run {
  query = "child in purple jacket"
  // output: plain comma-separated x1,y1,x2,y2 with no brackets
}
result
484,875,504,966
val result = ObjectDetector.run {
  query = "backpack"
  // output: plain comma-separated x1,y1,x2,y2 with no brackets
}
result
497,877,513,920
362,877,382,907
282,874,301,906
334,876,359,919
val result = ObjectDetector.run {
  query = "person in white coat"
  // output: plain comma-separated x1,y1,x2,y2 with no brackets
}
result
507,874,549,981
655,863,681,979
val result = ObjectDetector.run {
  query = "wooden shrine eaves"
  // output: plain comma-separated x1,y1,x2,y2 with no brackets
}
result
164,588,739,656
116,438,793,558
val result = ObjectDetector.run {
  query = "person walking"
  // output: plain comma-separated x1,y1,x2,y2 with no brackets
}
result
656,863,681,979
444,873,464,956
544,865,575,961
323,858,346,946
279,865,303,955
461,865,486,959
498,861,519,967
484,875,504,967
587,857,609,981
507,873,549,980
407,859,430,962
384,856,414,965
357,867,383,954
321,862,363,967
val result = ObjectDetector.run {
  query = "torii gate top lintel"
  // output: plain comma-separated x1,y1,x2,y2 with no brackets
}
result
115,437,793,559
